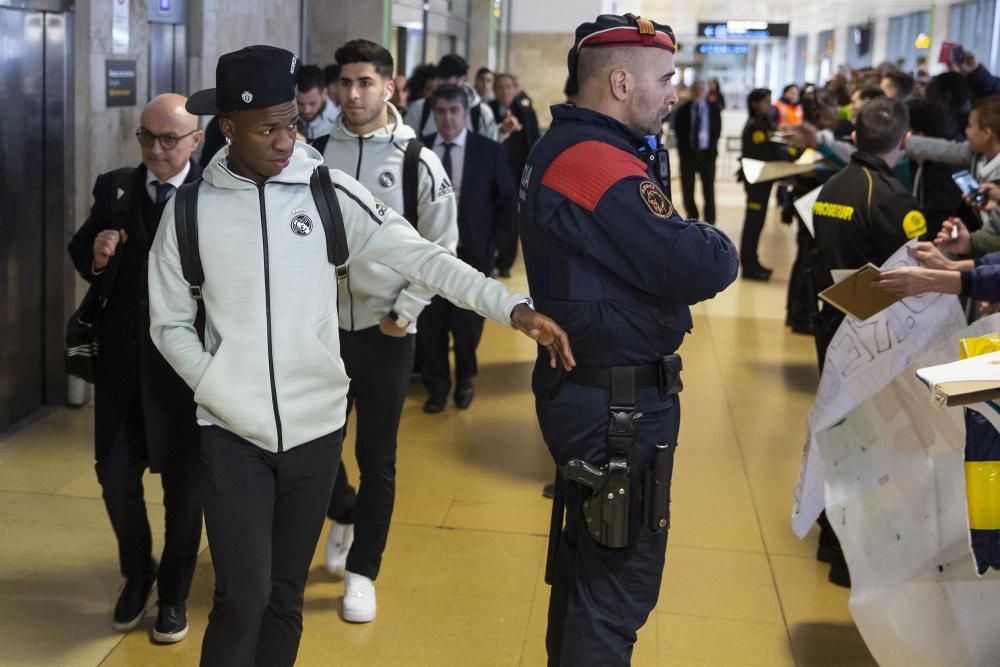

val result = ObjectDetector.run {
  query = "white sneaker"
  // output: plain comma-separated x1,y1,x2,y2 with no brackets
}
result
324,521,354,577
342,571,376,623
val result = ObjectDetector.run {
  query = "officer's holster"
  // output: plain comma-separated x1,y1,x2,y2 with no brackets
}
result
545,355,682,580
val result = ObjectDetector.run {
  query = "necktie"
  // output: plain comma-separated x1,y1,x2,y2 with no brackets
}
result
691,104,700,149
154,181,175,204
442,143,454,179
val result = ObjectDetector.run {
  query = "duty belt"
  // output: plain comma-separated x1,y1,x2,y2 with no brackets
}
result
565,354,683,398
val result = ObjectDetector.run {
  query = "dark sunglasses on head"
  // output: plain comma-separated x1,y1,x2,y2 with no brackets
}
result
135,128,197,150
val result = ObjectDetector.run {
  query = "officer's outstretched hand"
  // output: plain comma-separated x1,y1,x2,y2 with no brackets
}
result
510,303,576,370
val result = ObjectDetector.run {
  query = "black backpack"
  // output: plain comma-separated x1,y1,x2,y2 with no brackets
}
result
173,165,349,299
310,135,423,227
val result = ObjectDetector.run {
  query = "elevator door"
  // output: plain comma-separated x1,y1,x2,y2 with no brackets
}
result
0,8,46,429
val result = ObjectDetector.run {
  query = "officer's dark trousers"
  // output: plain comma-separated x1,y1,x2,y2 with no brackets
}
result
326,326,416,580
95,396,202,605
199,426,341,667
786,219,819,332
740,181,773,270
417,295,485,400
679,150,717,223
538,381,679,666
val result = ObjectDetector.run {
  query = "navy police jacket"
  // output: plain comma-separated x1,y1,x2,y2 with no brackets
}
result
519,105,739,368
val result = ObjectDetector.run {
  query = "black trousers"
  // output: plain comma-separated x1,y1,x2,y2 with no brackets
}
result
679,150,717,223
538,380,679,666
740,181,774,270
95,396,202,605
326,326,416,581
416,295,485,400
199,426,342,667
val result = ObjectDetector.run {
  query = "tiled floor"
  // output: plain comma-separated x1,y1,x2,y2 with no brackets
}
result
0,177,877,665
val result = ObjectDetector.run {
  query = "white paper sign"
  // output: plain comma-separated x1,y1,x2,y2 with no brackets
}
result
819,329,1000,666
112,0,129,55
793,186,822,237
792,240,972,537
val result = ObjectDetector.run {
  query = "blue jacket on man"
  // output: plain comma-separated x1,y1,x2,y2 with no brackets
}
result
519,104,739,369
423,130,516,275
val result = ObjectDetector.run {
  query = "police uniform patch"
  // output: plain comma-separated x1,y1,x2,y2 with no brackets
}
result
903,210,927,239
290,208,313,236
752,130,767,144
378,171,395,188
639,181,672,218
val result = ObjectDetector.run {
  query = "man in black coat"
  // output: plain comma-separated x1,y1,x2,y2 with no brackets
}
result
419,84,517,412
67,93,204,643
489,74,541,276
672,80,722,223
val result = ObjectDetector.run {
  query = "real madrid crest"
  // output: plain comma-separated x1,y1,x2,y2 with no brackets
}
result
241,90,253,104
378,171,395,188
290,208,313,236
639,181,673,219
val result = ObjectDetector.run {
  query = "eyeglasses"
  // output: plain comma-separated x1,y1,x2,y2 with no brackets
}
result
135,128,197,150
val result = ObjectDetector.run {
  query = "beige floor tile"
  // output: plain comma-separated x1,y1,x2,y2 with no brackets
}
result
658,545,784,624
443,499,550,535
657,613,794,666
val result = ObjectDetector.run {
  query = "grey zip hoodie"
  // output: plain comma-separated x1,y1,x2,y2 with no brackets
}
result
322,103,457,331
148,143,528,452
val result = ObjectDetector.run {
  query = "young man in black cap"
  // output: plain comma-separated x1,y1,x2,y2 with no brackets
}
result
519,14,738,665
147,44,575,667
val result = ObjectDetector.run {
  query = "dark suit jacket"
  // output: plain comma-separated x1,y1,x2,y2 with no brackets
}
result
423,132,516,275
489,96,541,183
67,162,203,471
673,99,722,157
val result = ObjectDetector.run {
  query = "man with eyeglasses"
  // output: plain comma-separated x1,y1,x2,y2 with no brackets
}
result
68,93,204,644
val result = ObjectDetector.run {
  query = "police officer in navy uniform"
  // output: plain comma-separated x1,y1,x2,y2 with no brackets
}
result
519,15,739,665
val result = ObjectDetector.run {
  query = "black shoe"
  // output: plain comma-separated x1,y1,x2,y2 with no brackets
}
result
454,384,474,409
423,396,446,413
742,265,773,281
497,268,511,278
112,572,156,632
542,483,556,499
153,601,188,643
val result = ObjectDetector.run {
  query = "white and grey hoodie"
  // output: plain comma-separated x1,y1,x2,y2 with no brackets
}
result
322,103,457,332
148,143,528,453
404,82,499,141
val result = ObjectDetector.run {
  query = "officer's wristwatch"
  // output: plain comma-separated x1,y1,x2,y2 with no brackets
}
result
389,310,410,329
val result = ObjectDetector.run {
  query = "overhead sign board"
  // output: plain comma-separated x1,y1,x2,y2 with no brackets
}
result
698,21,790,39
697,43,750,55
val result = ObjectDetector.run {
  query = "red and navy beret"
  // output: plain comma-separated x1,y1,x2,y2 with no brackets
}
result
566,14,676,93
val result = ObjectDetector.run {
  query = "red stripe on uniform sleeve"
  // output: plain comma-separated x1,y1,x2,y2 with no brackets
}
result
541,141,649,212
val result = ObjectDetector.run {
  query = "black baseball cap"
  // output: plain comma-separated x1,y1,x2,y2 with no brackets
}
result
187,45,302,115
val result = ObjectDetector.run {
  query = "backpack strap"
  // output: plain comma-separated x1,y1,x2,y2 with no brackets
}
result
419,98,433,136
471,104,482,134
402,139,423,228
174,180,205,299
310,166,350,279
310,134,330,155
